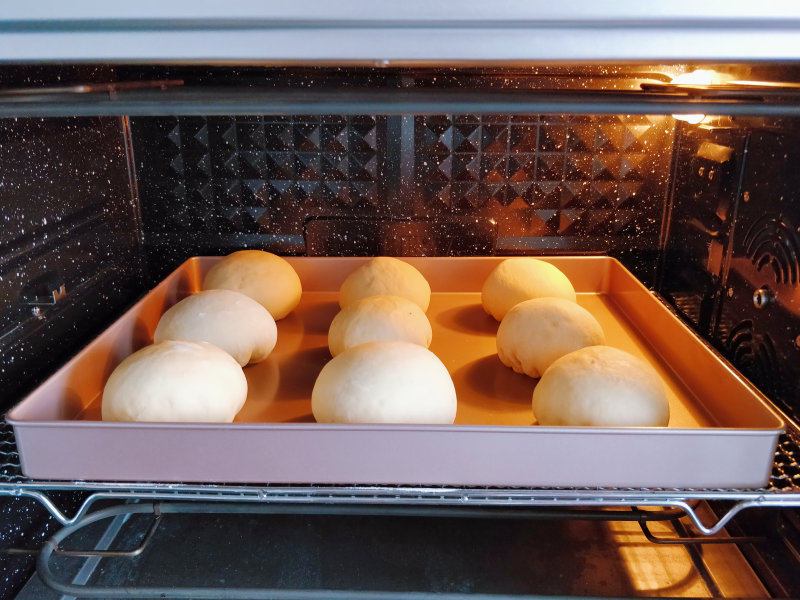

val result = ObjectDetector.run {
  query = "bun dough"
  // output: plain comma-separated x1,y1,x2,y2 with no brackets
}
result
482,258,576,321
339,257,431,311
532,345,669,427
102,340,247,422
312,341,457,424
497,298,605,378
203,250,302,320
154,289,277,366
328,295,432,357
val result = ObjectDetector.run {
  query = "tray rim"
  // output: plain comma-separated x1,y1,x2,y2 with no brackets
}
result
6,418,784,435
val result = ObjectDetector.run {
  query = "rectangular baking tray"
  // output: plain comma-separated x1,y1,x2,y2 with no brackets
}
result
7,256,785,488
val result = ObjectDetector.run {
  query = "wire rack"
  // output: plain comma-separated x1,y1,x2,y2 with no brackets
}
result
1,420,799,534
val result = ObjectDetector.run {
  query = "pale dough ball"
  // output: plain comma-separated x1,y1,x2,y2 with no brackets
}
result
339,257,431,311
154,289,277,366
203,250,302,320
532,345,670,427
312,341,456,424
328,295,432,357
102,340,247,423
497,297,605,378
482,257,577,321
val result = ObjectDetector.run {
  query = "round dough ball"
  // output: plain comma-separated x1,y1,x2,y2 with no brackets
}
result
203,250,302,320
497,297,605,378
328,295,432,357
312,341,456,424
532,345,669,427
482,258,576,321
154,289,277,366
102,340,247,423
339,257,431,311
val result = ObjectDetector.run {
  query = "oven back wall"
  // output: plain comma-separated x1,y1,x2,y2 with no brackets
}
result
130,112,674,285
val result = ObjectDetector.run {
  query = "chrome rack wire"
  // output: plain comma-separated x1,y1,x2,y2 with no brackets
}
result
1,421,799,535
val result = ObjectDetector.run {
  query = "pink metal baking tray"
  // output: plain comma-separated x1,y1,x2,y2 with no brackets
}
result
7,257,785,488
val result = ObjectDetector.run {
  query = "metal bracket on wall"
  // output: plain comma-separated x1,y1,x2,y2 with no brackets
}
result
20,271,66,308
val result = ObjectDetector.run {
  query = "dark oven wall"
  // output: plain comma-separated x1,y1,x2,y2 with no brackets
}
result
657,117,800,590
659,118,800,429
0,116,144,404
130,113,675,286
0,116,144,598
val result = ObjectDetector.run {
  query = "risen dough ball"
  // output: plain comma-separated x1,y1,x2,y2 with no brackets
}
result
497,297,605,378
312,341,456,424
532,346,669,427
328,295,432,357
154,289,277,366
482,258,576,321
102,340,247,423
203,250,302,320
339,257,431,311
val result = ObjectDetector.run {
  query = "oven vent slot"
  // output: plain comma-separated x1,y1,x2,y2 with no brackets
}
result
723,319,798,421
744,213,800,285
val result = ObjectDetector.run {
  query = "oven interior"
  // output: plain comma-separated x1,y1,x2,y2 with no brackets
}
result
0,63,799,598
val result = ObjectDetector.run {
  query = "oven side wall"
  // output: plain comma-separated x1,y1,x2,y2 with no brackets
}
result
0,117,144,404
0,117,143,597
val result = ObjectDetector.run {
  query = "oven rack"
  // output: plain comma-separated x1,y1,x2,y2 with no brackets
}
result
0,421,798,535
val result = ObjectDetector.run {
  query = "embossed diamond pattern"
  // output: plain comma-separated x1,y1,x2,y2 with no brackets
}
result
415,114,674,242
136,112,671,249
133,115,385,238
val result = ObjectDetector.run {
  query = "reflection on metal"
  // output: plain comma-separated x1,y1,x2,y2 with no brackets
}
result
0,80,184,98
3,88,800,118
34,501,766,599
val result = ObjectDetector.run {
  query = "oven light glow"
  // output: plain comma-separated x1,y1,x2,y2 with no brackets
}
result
671,69,721,125
675,113,706,125
672,69,718,86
